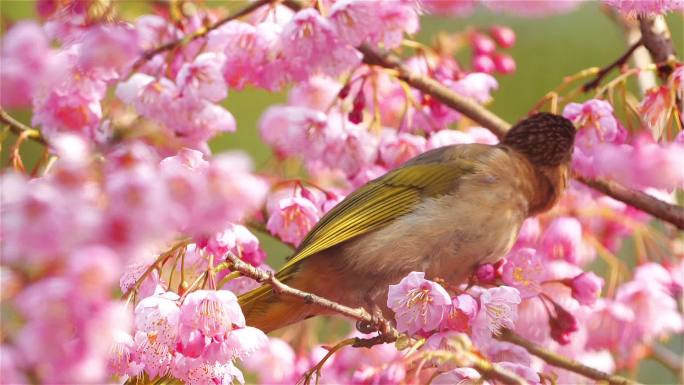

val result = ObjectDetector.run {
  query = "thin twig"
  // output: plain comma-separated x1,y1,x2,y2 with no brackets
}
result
123,240,189,301
498,329,641,385
0,108,46,145
582,38,643,92
649,343,683,379
412,349,529,385
129,0,273,73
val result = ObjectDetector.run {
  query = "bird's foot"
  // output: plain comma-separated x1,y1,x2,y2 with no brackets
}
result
355,305,392,336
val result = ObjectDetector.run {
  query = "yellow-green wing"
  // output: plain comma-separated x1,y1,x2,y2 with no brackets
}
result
280,147,481,276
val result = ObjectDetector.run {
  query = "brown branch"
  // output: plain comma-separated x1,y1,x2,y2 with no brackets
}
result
638,15,677,81
638,15,683,128
498,329,641,385
576,176,684,230
225,252,400,341
129,0,273,72
0,108,46,145
357,44,510,138
582,38,643,92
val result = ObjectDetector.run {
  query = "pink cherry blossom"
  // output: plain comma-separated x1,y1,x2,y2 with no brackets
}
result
585,299,637,352
486,341,532,366
442,294,479,332
77,24,140,75
134,291,181,349
266,196,321,246
432,367,486,385
615,276,683,343
472,286,521,342
498,362,541,384
379,131,427,169
243,338,297,384
171,355,245,385
329,0,378,46
387,271,452,334
538,216,583,264
259,105,329,157
483,0,582,17
176,52,228,102
107,331,143,377
451,72,499,103
179,290,244,337
604,0,684,14
567,272,603,306
502,248,546,298
514,218,541,248
207,224,266,266
280,9,360,81
0,21,51,107
288,76,342,111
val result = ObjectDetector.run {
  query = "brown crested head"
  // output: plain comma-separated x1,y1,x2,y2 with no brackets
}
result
501,112,576,167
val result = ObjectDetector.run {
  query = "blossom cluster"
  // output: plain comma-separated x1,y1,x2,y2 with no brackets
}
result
0,138,267,382
1,0,683,384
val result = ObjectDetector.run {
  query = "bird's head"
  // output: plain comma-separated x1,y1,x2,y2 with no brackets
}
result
501,112,576,168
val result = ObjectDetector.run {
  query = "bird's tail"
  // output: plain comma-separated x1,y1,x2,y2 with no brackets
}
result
238,273,310,333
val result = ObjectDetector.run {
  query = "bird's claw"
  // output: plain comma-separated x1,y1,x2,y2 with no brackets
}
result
355,306,392,336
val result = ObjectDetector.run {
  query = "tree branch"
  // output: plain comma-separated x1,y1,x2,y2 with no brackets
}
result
638,15,682,127
356,44,511,138
225,252,400,341
638,15,677,81
498,329,641,385
576,175,684,229
0,108,46,145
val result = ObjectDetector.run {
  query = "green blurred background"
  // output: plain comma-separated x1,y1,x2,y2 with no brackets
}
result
1,1,682,383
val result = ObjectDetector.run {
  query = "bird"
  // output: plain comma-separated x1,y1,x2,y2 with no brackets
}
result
239,112,576,333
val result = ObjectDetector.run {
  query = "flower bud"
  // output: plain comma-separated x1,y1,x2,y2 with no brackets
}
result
568,272,603,306
471,33,496,55
548,301,579,345
475,263,496,283
493,53,516,74
473,54,495,73
489,25,516,48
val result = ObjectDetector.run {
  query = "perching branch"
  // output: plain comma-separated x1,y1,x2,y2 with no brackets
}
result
498,329,642,385
0,108,46,145
228,252,531,385
225,252,399,341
